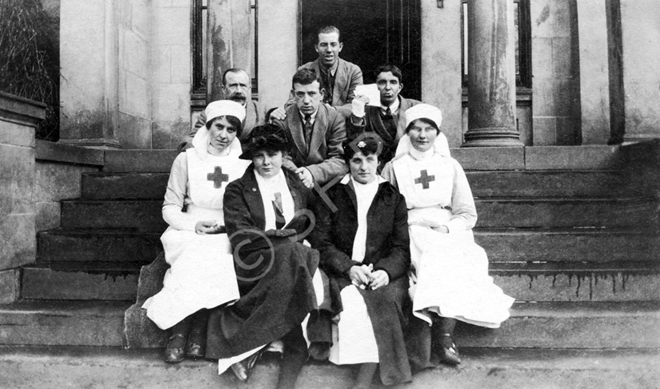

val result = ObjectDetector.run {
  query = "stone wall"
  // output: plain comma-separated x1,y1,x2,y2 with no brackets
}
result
151,0,192,149
117,0,153,149
531,0,582,145
0,93,44,303
620,0,660,142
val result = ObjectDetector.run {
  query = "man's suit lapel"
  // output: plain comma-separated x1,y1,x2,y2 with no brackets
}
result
287,109,307,157
308,105,329,158
333,59,347,106
395,97,412,142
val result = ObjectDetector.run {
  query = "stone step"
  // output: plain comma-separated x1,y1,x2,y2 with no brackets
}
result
466,170,632,198
0,300,129,347
1,346,658,389
103,150,177,173
123,300,660,349
37,229,162,263
81,172,169,200
21,262,141,301
60,200,167,232
474,228,660,262
491,262,660,302
475,197,658,228
60,198,657,231
80,170,632,201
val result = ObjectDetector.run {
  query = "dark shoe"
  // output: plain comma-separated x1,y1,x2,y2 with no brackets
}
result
230,361,248,382
438,334,461,366
164,334,186,364
185,330,205,359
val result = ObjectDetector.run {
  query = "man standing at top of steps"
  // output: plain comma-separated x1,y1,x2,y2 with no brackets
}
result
178,68,275,152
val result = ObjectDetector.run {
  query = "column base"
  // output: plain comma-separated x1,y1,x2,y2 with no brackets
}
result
462,127,524,147
58,138,121,150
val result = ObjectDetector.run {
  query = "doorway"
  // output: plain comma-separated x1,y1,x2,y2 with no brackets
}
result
300,0,422,100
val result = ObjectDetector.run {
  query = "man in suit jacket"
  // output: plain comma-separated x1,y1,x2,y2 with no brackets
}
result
272,68,348,188
348,64,420,171
275,26,362,119
178,68,270,152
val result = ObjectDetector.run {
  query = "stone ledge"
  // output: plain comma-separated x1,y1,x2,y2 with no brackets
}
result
35,140,105,166
524,145,622,170
0,346,658,389
452,147,525,170
0,92,46,127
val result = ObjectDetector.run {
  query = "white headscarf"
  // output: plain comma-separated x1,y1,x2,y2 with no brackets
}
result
395,104,451,158
192,100,246,160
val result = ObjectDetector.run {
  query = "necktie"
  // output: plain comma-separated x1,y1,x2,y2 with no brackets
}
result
272,192,285,229
304,114,313,150
382,107,397,138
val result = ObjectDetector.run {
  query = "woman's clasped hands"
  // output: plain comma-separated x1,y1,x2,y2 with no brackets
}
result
349,264,390,291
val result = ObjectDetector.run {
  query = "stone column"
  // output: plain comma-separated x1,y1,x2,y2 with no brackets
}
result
0,92,45,303
257,0,298,109
463,0,522,147
578,0,610,145
207,0,254,102
59,0,120,148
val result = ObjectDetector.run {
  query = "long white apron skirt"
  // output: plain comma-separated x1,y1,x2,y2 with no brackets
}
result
409,208,514,329
142,205,239,330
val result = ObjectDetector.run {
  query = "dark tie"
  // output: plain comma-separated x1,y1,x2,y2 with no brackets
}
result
382,107,397,139
272,192,285,229
304,114,313,151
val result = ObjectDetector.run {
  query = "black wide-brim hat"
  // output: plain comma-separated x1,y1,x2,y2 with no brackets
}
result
239,124,291,160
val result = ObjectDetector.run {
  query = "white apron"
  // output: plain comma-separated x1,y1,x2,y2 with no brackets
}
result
392,152,514,329
143,146,249,330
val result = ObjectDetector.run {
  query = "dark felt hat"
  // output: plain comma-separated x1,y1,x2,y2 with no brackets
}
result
239,124,291,160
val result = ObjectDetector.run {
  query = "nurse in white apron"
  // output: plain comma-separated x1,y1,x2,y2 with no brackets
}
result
142,100,250,363
382,104,515,368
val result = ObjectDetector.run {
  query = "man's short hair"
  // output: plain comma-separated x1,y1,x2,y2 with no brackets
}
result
292,68,322,89
317,25,341,42
375,64,403,84
222,68,249,86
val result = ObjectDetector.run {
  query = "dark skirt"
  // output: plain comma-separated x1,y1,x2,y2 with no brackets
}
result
205,242,319,359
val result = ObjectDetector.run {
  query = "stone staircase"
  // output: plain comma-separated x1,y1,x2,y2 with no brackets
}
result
1,145,659,387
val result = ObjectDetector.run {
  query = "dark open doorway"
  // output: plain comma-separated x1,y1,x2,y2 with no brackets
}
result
300,0,422,100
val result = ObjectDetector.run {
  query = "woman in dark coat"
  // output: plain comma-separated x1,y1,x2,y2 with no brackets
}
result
205,124,321,389
309,134,412,388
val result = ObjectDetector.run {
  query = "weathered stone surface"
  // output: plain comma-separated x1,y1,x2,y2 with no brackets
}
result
475,198,657,228
60,200,166,232
458,301,660,349
1,347,658,389
466,170,629,198
34,162,95,202
0,269,19,304
0,120,35,147
525,146,622,170
35,140,104,166
452,147,525,170
475,229,660,263
37,230,162,263
124,253,168,348
492,263,660,302
0,91,46,126
0,300,128,346
82,173,169,200
0,144,35,215
35,201,60,232
103,150,177,173
0,213,36,271
21,264,140,301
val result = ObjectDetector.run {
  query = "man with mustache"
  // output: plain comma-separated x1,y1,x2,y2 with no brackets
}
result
179,68,273,152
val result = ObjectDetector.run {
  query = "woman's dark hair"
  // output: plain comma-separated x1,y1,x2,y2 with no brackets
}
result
240,124,291,160
342,134,383,165
206,115,244,138
405,117,440,135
